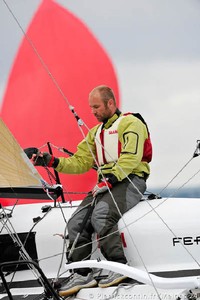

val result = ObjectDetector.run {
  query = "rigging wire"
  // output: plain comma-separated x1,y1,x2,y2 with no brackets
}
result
55,223,68,280
158,140,200,196
0,203,55,289
0,198,19,234
0,210,44,286
158,157,193,196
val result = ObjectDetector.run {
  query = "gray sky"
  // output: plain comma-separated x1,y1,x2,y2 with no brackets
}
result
1,0,200,191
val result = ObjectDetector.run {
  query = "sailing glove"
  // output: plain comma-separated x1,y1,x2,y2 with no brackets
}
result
33,152,59,168
92,179,112,197
92,174,118,197
24,147,59,168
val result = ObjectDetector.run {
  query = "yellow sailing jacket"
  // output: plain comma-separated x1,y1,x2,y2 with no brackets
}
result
55,112,150,182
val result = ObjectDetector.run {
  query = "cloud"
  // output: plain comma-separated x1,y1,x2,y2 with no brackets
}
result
63,0,200,61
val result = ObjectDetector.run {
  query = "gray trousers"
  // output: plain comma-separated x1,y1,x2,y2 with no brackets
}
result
67,175,146,274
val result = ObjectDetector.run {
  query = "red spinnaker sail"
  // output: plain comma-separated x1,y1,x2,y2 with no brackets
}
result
0,0,119,205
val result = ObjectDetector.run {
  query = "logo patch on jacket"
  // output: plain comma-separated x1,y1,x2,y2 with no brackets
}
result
109,130,118,134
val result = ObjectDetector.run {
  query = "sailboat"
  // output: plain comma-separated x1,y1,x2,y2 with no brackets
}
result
1,1,200,299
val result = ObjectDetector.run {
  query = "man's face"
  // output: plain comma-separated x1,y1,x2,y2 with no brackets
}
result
89,92,113,122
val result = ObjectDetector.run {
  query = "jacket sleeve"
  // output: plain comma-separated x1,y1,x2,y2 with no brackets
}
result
110,115,149,181
55,126,98,174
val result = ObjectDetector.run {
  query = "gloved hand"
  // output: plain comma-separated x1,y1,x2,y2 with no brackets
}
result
24,147,59,168
33,152,55,167
92,179,112,197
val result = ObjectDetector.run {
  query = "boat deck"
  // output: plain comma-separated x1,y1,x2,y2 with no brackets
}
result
0,284,188,300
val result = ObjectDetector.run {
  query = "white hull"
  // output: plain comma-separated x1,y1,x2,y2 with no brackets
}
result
1,197,200,299
118,197,200,273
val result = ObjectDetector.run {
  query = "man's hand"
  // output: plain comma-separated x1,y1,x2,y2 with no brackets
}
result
33,152,55,167
24,147,58,167
92,179,112,197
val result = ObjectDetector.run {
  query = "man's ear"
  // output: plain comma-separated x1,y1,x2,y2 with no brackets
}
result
108,98,114,107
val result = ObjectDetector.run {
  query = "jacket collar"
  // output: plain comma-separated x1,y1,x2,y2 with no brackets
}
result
102,109,122,129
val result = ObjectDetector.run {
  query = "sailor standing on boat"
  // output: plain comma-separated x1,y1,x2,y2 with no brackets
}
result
28,85,151,297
